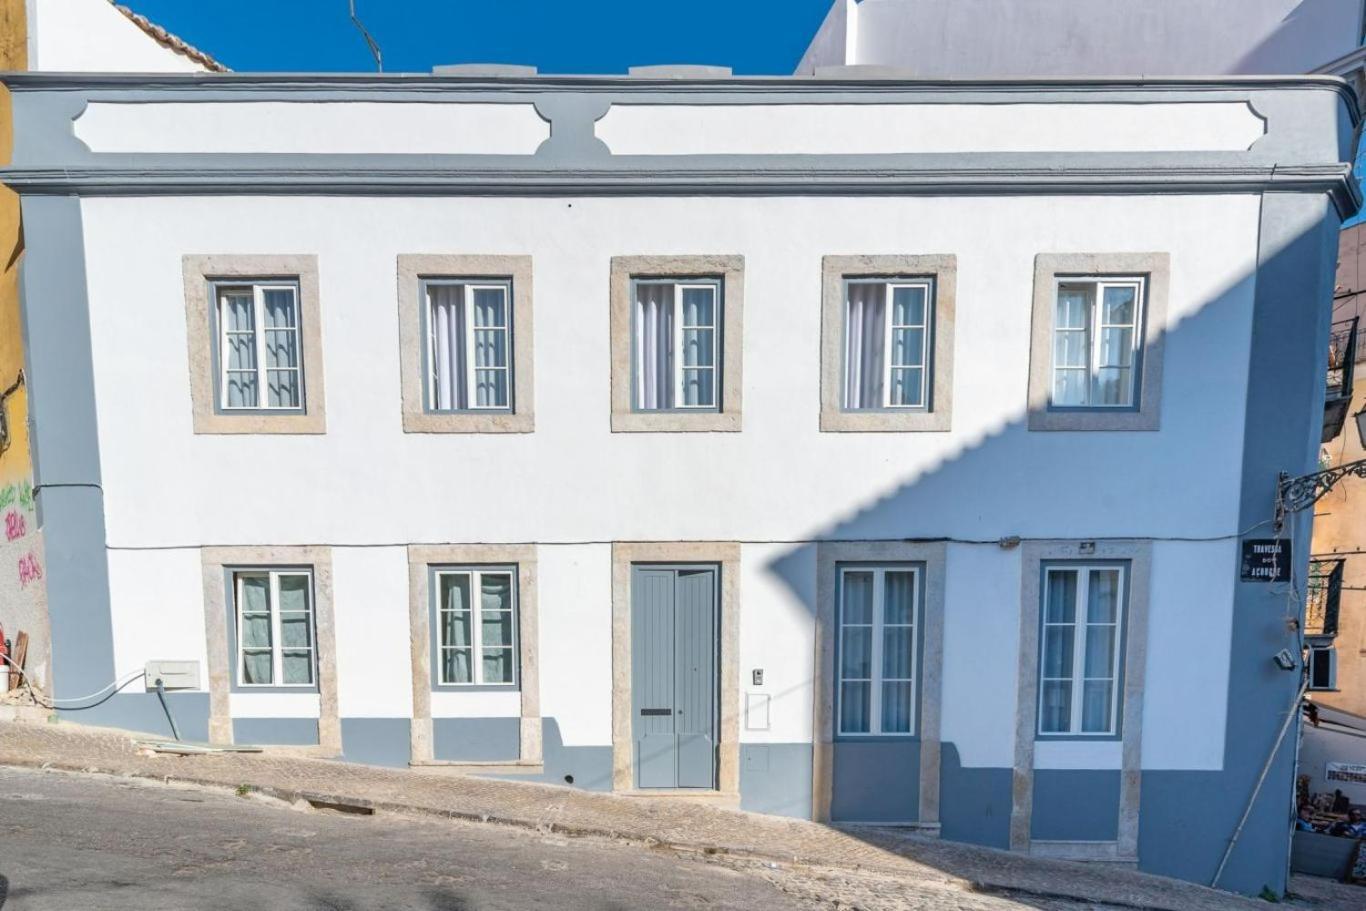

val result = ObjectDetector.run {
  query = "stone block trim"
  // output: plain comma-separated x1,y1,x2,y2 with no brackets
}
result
406,544,541,765
609,255,744,432
1010,540,1150,858
610,542,741,793
200,545,340,754
1026,253,1169,432
396,254,535,433
182,254,326,434
819,255,957,432
812,541,946,826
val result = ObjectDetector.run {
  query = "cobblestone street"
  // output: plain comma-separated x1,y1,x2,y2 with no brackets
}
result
0,721,1358,910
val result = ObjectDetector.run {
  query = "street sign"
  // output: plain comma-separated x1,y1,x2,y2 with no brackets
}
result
1241,539,1291,582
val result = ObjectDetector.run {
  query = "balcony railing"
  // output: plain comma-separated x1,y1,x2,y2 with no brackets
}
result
1305,558,1345,639
1322,316,1359,443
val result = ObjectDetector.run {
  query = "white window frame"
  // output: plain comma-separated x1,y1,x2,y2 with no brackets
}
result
1038,564,1126,737
233,569,316,689
216,282,302,412
422,280,513,412
1049,276,1145,410
836,564,919,737
1308,645,1338,691
634,278,720,411
844,278,934,410
434,567,520,687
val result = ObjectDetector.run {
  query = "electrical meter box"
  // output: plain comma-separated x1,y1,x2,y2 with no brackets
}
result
144,660,201,691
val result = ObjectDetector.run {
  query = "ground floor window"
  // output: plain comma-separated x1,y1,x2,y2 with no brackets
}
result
1038,563,1126,735
837,565,918,736
233,569,316,687
433,567,519,686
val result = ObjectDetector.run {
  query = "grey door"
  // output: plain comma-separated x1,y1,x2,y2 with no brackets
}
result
631,566,718,789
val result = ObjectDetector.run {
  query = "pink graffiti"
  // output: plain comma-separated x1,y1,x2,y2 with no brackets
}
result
17,553,41,587
4,510,25,542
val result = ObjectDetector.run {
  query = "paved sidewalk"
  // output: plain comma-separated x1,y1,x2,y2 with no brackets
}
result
0,720,1342,911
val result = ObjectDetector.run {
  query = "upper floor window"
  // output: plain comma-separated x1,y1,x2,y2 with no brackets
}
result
1050,277,1145,409
633,278,721,411
216,281,303,411
837,565,918,736
1038,563,1126,736
843,279,934,410
424,279,513,412
434,566,519,687
233,568,316,688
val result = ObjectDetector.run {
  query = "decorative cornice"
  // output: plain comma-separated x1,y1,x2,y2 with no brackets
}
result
2,162,1355,211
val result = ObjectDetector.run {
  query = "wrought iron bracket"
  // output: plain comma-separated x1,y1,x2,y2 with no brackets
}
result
1275,457,1366,531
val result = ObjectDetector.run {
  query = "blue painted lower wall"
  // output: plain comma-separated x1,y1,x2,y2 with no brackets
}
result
433,717,519,762
58,693,211,743
1031,769,1120,841
830,739,920,822
234,717,319,746
341,718,411,768
938,743,1011,850
740,743,812,818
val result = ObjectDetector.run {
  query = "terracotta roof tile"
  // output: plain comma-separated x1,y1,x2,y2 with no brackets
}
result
113,3,229,72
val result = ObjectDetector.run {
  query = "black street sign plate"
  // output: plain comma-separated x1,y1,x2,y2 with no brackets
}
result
1241,539,1291,582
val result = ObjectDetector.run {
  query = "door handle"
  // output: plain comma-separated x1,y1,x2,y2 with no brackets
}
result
639,708,672,716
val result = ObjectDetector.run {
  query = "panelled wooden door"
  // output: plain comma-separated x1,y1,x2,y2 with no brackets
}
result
631,566,718,789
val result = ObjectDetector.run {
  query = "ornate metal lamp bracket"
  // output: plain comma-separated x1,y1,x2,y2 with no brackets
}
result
1275,457,1366,532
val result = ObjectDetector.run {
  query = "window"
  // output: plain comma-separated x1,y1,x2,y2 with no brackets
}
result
233,569,316,687
837,565,918,736
1308,645,1337,691
1050,278,1144,409
843,279,933,410
633,279,720,411
434,567,518,686
216,282,304,411
1038,565,1125,735
424,280,513,411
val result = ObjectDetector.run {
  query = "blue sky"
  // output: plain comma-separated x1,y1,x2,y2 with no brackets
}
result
121,0,835,75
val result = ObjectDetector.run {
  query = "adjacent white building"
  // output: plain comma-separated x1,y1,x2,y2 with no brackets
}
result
2,58,1356,895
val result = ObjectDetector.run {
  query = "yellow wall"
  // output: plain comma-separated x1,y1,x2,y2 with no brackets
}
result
0,0,46,691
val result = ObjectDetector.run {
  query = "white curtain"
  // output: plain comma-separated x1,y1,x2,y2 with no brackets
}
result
844,283,886,409
635,284,673,410
429,285,465,410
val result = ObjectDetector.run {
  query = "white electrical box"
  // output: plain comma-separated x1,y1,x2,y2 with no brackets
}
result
745,692,771,731
145,660,201,691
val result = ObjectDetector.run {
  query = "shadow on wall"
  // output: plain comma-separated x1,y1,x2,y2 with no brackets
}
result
757,205,1333,895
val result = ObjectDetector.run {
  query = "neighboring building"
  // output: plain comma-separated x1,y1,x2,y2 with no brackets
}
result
2,63,1354,896
797,0,1366,80
1307,224,1366,718
0,0,220,698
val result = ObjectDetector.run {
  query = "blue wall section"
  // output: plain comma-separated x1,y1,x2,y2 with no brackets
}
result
740,743,813,819
234,717,320,746
1031,770,1120,841
341,718,412,768
938,743,1012,850
59,693,211,743
830,739,919,822
433,717,519,762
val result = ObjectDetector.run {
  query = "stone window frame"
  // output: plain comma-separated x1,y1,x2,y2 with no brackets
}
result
609,255,744,432
397,255,535,433
610,542,741,795
812,541,945,828
820,255,957,432
183,254,326,434
201,545,340,754
407,544,541,767
1010,540,1150,862
1027,253,1170,432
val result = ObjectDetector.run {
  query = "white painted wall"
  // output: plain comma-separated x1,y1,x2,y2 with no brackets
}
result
796,0,1364,76
79,173,1259,769
27,0,212,73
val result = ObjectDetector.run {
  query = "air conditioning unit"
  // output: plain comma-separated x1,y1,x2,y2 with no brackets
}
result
1308,645,1338,691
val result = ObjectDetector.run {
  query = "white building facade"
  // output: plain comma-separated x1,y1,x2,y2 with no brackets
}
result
3,70,1356,894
